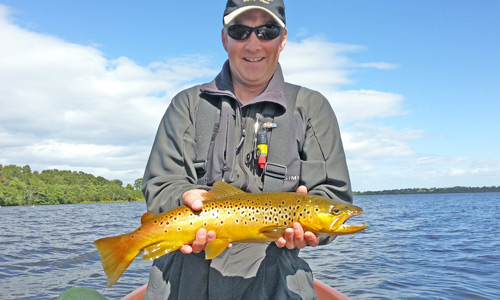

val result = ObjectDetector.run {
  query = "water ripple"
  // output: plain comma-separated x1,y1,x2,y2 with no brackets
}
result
1,194,500,299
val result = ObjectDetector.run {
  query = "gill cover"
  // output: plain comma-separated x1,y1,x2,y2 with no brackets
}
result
297,197,363,236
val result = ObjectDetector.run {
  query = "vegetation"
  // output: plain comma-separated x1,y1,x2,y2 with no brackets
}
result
2,164,498,206
354,186,500,195
0,164,144,206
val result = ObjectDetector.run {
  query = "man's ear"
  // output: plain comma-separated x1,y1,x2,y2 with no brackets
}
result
279,28,288,52
221,28,228,52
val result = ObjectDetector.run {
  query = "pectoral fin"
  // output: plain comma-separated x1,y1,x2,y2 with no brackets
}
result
142,242,181,260
259,226,289,239
205,239,230,260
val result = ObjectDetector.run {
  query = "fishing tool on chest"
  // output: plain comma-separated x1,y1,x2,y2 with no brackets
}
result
254,118,277,169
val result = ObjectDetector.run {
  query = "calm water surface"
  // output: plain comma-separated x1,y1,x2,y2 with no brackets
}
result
1,193,499,299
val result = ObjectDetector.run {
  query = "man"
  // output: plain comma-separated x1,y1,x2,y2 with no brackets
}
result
142,1,352,299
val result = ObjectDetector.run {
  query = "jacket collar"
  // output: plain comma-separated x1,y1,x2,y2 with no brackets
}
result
200,60,287,109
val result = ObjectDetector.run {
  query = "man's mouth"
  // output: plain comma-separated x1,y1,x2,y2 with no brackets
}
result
244,57,264,62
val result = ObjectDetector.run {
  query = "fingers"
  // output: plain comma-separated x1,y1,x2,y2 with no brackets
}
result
275,236,287,248
181,228,218,254
296,185,308,195
285,223,306,249
284,227,295,249
275,223,319,249
191,228,208,253
304,231,319,247
182,189,206,211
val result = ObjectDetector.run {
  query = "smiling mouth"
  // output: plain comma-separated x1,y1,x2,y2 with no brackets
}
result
244,57,264,62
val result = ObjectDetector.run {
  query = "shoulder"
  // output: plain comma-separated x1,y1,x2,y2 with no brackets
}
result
171,85,203,105
161,85,205,126
289,84,336,122
166,85,206,116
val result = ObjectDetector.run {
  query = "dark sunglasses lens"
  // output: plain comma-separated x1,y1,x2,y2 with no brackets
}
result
257,25,282,40
228,25,251,40
228,25,282,41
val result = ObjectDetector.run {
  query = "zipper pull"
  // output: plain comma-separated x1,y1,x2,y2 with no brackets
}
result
236,128,245,150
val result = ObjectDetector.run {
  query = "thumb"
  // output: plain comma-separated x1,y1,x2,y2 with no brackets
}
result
296,185,308,195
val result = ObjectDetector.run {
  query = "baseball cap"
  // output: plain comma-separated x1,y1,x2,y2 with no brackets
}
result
223,0,286,28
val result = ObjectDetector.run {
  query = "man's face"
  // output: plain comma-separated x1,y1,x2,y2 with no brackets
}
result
222,9,287,90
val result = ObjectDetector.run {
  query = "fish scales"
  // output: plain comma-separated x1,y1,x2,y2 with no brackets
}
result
94,181,366,287
134,193,306,247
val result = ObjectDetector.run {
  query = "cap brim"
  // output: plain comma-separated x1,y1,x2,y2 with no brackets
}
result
224,6,285,28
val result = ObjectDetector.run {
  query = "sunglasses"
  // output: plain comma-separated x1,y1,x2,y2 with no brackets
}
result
226,24,284,41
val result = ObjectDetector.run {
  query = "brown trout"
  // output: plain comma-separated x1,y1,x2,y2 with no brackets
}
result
94,181,366,287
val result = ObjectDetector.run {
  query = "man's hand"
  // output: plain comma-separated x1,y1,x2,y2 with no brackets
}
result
180,189,232,254
182,189,206,211
275,185,320,249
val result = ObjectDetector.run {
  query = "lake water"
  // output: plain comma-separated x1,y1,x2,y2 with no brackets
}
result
1,193,499,299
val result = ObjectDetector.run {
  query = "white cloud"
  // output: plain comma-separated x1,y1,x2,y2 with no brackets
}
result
343,123,424,160
281,37,405,125
2,6,496,190
0,6,218,182
357,62,398,70
281,37,362,90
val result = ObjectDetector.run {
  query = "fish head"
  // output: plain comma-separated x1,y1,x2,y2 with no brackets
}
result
298,196,366,236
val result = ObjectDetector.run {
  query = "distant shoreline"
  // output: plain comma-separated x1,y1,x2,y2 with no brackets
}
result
2,164,498,207
354,186,500,195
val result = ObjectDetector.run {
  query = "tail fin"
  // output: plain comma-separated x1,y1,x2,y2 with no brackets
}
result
93,233,140,287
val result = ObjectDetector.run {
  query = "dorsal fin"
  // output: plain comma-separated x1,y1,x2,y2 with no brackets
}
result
202,181,247,201
140,212,159,225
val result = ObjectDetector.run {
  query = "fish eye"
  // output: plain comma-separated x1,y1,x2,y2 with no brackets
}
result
331,208,341,215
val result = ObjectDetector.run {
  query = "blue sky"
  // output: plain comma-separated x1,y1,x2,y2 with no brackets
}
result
1,0,499,191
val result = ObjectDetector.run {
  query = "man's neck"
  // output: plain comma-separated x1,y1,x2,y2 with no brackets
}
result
233,80,269,105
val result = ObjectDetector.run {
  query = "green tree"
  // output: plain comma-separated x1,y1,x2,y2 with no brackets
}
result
0,164,145,205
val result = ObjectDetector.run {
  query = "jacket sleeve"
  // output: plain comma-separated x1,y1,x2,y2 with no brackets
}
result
142,86,209,214
297,88,352,203
297,88,353,244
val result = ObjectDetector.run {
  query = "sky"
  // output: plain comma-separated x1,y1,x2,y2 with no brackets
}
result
1,0,499,192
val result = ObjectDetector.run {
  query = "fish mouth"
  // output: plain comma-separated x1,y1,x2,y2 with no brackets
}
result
329,205,366,235
331,223,366,235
